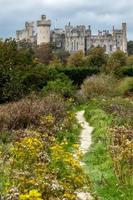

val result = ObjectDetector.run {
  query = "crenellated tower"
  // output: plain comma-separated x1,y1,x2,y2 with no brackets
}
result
37,15,51,45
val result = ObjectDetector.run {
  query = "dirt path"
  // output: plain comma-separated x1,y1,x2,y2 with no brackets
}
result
76,110,94,200
76,111,93,155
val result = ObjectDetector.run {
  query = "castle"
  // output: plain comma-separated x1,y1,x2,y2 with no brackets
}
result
16,15,127,54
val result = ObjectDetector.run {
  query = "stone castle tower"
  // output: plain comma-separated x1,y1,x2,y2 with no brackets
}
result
122,23,127,53
37,15,51,45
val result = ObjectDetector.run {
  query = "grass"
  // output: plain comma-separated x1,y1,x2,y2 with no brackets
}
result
82,99,133,200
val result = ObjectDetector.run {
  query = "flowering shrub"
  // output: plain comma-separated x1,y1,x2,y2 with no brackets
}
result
19,190,43,200
0,102,90,200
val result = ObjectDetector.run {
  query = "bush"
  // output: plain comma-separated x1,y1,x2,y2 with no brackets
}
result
81,74,117,99
43,75,76,98
115,77,133,96
0,94,67,131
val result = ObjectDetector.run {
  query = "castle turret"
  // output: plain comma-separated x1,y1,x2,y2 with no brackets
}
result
37,15,51,45
122,23,127,53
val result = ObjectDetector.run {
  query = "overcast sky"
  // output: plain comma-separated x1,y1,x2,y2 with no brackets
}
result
0,0,133,40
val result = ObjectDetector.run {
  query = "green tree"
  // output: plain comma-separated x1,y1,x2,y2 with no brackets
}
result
105,50,127,74
0,39,34,68
85,47,107,68
110,50,127,66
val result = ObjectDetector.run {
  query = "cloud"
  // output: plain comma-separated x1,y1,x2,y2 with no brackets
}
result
0,0,132,39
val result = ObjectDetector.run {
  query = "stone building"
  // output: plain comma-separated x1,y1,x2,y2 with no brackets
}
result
65,23,86,53
65,22,127,54
16,22,35,43
16,15,127,54
51,28,65,49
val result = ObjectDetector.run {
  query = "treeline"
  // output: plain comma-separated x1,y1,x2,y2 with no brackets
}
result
0,39,133,103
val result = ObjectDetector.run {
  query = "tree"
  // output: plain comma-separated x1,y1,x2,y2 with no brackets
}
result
127,41,133,56
109,50,127,67
35,44,53,65
0,39,34,68
67,51,85,67
85,47,107,68
105,50,127,74
105,56,121,74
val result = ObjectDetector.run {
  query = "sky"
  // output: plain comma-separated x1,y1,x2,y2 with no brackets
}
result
0,0,133,40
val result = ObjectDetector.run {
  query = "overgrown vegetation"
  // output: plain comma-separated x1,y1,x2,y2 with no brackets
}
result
0,38,133,199
84,98,133,200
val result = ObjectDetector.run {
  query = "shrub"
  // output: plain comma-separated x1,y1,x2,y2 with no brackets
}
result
81,74,117,99
43,75,76,98
115,77,133,96
0,94,67,131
